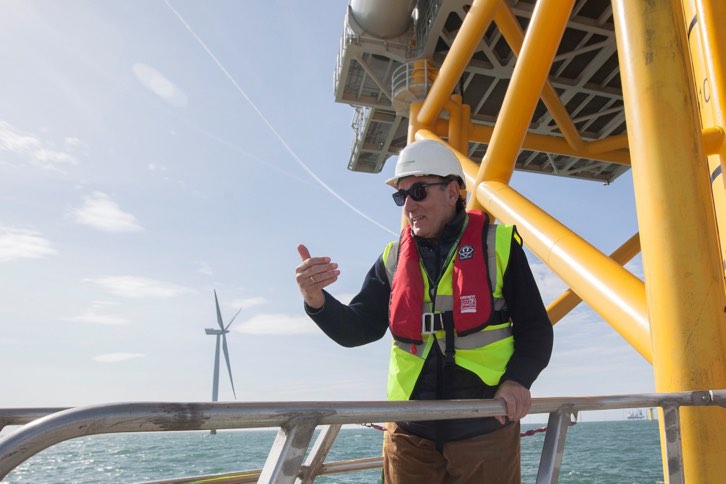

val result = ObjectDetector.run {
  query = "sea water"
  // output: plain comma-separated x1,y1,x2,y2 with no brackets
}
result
2,420,663,483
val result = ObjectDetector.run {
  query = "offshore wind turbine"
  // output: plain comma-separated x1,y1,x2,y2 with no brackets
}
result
205,290,241,407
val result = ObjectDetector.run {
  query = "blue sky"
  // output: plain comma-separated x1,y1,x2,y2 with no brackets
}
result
0,1,653,422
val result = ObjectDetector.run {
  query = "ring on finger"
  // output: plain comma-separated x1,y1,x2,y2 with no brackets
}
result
310,276,316,284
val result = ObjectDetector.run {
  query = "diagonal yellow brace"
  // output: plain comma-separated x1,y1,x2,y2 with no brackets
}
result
468,0,575,212
547,233,641,324
416,0,501,127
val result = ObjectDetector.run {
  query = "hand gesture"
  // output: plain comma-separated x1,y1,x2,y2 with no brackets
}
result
295,244,340,309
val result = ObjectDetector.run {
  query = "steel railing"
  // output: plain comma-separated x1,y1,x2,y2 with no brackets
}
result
1,390,725,483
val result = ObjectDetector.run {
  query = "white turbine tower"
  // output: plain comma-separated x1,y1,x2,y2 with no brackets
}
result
205,291,241,411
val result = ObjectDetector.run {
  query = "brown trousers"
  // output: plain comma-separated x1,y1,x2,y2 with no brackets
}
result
382,422,521,484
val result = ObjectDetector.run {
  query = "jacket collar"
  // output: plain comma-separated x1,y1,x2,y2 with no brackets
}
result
413,208,466,246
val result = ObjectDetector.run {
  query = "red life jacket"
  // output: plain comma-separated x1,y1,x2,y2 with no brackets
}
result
389,211,493,344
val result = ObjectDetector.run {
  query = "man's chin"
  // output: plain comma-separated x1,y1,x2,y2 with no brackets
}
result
411,225,430,238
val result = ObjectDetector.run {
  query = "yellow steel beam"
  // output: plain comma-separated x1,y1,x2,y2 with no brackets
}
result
467,0,575,210
432,118,631,165
683,0,726,284
613,0,726,481
416,129,652,360
585,133,629,154
416,0,501,127
447,94,463,153
469,124,631,165
695,0,726,135
696,0,726,192
408,101,424,143
493,5,584,151
702,126,725,156
475,180,651,360
547,233,641,324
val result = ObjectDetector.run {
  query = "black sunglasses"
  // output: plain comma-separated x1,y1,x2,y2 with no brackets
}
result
392,181,450,206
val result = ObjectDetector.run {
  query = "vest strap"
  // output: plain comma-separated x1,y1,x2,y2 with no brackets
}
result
393,324,513,355
441,324,513,350
422,310,508,334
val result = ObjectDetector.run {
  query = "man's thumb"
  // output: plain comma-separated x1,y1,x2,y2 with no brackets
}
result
297,244,311,261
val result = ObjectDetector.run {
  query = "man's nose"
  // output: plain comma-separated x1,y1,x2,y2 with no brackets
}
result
403,193,418,210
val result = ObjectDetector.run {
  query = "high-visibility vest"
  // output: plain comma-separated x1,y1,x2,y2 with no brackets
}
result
382,211,519,401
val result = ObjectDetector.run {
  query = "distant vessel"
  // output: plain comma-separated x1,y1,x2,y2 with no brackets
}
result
627,409,646,420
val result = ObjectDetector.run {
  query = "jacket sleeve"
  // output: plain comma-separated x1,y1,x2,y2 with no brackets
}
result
500,236,553,389
304,255,391,347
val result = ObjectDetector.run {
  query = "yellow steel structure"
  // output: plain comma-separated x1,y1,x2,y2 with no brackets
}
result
682,0,726,283
546,233,641,325
397,0,726,480
613,2,726,481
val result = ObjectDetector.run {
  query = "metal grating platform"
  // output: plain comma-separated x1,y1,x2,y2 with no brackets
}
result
334,0,630,183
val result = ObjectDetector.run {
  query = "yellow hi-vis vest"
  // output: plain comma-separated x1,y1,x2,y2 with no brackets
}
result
382,221,519,401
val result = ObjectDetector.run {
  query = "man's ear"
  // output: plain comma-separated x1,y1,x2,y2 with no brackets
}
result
447,181,460,206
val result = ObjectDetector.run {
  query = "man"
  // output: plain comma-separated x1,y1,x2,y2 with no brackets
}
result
295,139,553,483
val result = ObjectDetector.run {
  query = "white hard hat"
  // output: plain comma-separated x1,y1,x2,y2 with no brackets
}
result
386,139,465,187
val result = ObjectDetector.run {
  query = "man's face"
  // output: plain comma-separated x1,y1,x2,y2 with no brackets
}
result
397,176,459,239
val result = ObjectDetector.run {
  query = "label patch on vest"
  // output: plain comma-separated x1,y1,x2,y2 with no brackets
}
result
460,295,477,313
458,245,474,260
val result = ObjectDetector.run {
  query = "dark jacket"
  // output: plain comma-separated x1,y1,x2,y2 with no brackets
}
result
306,210,553,442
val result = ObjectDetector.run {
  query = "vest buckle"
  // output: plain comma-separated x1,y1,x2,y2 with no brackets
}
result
421,312,440,334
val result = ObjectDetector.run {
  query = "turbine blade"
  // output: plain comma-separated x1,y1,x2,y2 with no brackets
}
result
214,290,224,330
226,307,243,330
221,333,237,399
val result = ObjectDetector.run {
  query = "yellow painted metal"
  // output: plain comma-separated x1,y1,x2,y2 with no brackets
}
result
416,0,501,127
493,5,584,151
475,180,651,361
447,95,463,153
407,102,423,144
682,0,726,283
469,124,631,165
702,126,725,156
612,0,726,481
694,0,726,140
467,0,575,210
416,129,652,360
585,133,629,154
460,103,471,157
547,233,641,325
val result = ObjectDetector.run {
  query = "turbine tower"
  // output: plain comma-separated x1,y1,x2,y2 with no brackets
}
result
205,290,241,406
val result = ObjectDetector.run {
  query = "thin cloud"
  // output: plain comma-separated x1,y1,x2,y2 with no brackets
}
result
527,256,567,303
197,261,214,276
93,352,144,363
133,63,188,108
235,313,318,335
63,302,130,326
0,227,57,262
148,162,168,172
86,275,192,299
0,120,79,171
229,296,267,309
70,191,142,232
